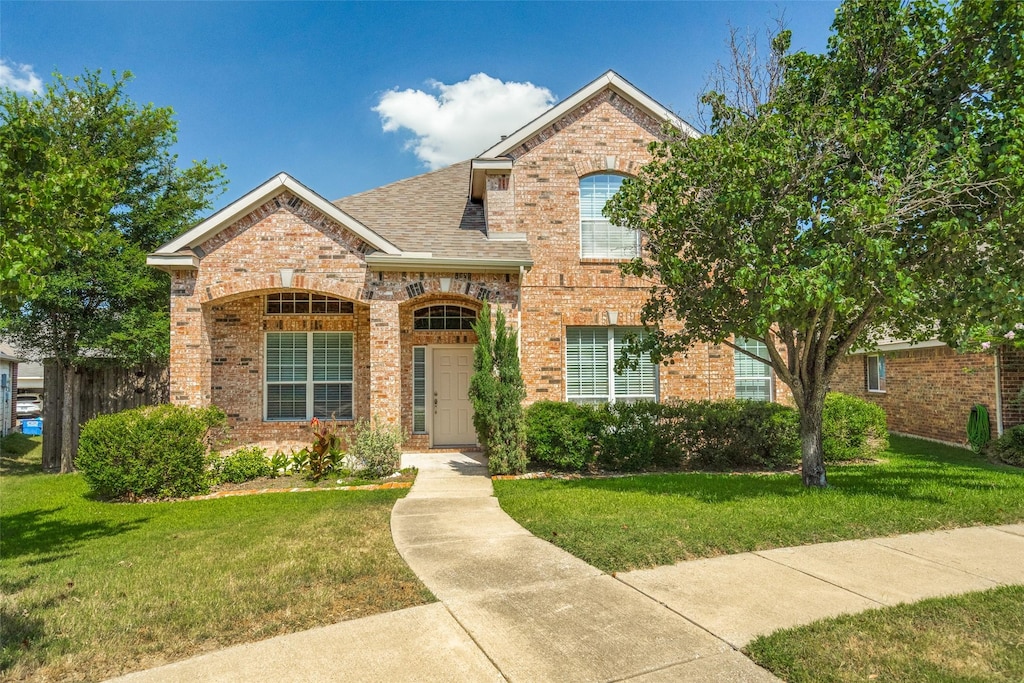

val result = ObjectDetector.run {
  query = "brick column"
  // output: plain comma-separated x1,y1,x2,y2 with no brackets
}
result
169,271,212,407
369,299,401,426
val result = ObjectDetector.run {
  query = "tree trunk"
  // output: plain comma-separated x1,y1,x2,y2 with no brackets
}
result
60,361,76,474
799,393,828,488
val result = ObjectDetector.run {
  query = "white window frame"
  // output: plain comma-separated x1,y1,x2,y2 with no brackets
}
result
734,337,774,402
565,327,657,404
867,354,887,393
579,174,640,260
264,331,354,421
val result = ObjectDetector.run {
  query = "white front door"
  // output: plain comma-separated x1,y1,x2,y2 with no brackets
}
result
432,347,475,446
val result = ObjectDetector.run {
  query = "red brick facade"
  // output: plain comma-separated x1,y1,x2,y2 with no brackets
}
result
158,81,794,451
832,345,1023,447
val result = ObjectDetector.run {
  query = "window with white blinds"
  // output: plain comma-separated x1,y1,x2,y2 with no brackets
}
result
266,332,353,420
412,347,426,433
566,327,656,403
579,174,639,259
734,337,773,401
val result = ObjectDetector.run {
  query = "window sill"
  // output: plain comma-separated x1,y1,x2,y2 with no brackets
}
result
866,389,887,394
263,418,356,423
580,258,634,265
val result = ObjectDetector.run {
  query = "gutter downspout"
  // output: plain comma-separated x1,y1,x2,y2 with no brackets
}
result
517,266,525,358
995,349,1004,437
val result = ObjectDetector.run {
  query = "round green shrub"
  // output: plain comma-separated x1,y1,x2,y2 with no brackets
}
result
988,425,1024,467
525,401,599,470
211,445,272,484
821,392,889,461
76,404,227,500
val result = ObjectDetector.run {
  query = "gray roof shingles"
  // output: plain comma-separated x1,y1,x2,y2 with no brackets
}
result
333,161,530,262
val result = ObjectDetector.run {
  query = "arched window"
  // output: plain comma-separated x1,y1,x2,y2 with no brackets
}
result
579,174,639,259
413,305,477,330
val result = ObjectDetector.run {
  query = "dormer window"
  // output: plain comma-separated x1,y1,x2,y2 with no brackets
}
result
579,174,639,259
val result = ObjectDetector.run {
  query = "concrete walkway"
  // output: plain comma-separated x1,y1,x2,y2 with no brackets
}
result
110,452,1024,682
390,451,774,682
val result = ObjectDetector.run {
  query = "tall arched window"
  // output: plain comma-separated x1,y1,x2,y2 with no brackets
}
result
579,174,639,259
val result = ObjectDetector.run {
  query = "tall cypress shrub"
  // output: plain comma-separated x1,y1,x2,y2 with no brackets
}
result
469,302,497,452
469,302,527,474
490,306,527,474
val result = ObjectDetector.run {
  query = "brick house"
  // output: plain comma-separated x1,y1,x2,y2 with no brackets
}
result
148,71,788,452
833,341,1023,447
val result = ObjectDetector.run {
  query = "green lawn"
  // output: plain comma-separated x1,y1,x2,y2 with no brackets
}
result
494,436,1024,572
746,585,1024,683
0,434,434,682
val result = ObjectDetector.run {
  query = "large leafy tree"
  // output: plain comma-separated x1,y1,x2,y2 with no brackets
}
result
0,70,226,472
607,0,1024,487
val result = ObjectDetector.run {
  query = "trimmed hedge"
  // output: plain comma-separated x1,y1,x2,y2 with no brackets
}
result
77,404,227,500
524,395,890,473
525,401,600,471
525,399,801,472
989,425,1024,467
822,392,889,461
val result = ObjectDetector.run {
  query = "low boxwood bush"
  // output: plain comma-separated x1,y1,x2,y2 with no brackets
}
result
821,392,889,461
989,425,1024,467
525,401,599,471
210,445,273,484
77,404,227,500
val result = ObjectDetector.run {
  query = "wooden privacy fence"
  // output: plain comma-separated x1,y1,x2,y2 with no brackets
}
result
41,360,169,471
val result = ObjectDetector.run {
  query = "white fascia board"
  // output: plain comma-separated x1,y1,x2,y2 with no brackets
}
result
153,173,401,257
365,253,532,273
146,253,200,271
849,339,948,354
470,158,514,200
477,70,699,161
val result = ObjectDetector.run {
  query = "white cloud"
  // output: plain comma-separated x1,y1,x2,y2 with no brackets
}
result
0,59,43,95
374,73,556,169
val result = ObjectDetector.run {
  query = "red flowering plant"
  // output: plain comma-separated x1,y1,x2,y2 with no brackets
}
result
305,416,346,480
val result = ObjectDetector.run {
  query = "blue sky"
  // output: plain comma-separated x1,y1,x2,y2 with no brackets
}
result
2,1,841,210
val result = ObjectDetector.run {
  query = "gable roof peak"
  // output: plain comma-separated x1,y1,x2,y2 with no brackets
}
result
476,69,699,160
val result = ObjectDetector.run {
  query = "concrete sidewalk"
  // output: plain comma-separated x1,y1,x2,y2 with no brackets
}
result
390,451,774,682
110,452,1024,682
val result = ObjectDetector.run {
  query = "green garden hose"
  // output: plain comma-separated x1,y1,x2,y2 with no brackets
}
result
967,404,990,453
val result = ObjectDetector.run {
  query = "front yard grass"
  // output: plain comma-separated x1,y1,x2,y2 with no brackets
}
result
493,435,1024,572
746,585,1024,682
0,434,434,682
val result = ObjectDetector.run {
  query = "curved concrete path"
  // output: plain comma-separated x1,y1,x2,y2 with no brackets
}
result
391,451,777,682
109,452,1024,682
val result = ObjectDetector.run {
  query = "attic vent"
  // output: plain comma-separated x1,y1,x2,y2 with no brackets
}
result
406,282,425,298
357,242,374,254
287,196,302,209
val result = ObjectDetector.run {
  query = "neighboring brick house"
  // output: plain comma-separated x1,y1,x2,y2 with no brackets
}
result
833,341,1024,447
145,71,786,451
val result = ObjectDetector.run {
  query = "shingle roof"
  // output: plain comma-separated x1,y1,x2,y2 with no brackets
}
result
333,161,530,261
